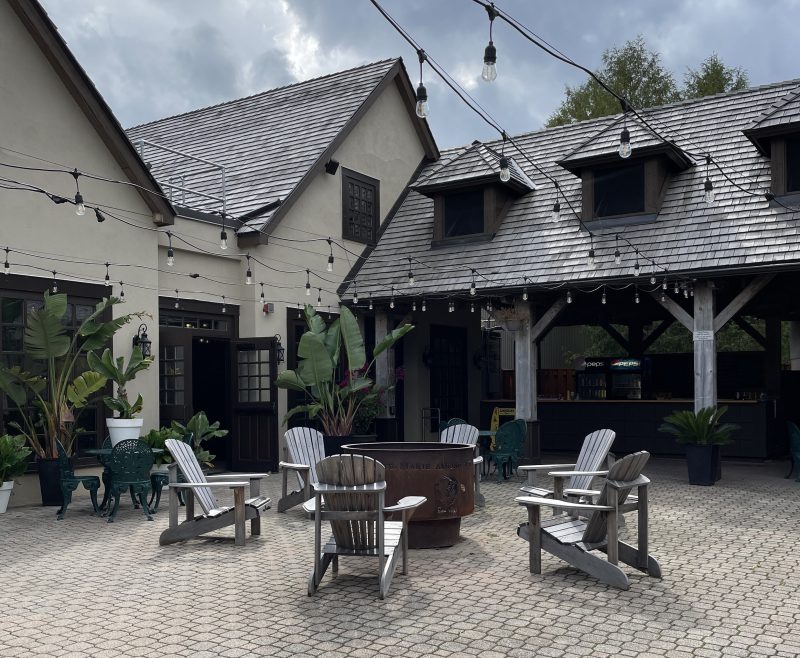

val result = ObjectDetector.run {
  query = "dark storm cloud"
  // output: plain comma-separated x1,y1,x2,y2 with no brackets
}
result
40,0,800,148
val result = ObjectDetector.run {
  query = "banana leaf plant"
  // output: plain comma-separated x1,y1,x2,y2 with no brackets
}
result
87,346,151,419
658,406,738,445
0,292,144,458
277,305,413,436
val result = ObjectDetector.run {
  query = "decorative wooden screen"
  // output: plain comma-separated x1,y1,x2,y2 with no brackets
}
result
342,169,379,245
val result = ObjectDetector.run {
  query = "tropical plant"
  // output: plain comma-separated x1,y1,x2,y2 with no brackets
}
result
0,434,32,482
658,406,738,445
170,411,228,468
0,292,143,458
88,346,151,418
141,426,182,466
352,366,405,434
277,305,413,436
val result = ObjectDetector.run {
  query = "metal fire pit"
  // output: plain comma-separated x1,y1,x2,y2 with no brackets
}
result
343,442,475,548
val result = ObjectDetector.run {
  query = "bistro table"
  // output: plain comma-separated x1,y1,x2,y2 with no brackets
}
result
84,446,164,512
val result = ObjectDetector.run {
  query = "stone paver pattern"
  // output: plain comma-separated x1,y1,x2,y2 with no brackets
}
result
1,457,799,657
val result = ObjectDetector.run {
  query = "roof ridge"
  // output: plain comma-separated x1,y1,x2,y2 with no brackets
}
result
127,58,399,131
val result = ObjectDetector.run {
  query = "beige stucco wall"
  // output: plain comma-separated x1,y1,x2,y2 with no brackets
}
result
0,1,161,432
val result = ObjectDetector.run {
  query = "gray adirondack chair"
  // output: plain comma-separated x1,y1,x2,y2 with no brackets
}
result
305,454,425,599
278,427,326,512
440,423,485,507
518,429,616,505
516,450,661,590
159,439,271,547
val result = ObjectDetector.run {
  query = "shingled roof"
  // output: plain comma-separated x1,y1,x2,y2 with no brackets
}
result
743,88,800,155
126,58,437,234
346,79,800,301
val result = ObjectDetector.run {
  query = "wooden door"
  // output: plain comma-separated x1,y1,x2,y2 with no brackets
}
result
429,325,468,427
159,328,193,426
230,337,278,471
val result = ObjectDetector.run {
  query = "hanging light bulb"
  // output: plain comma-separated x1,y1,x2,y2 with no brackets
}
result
245,255,253,285
635,290,640,304
352,281,359,306
551,200,561,222
297,305,302,319
674,281,680,294
448,300,455,313
662,279,668,291
567,290,572,304
619,126,632,159
407,258,415,286
104,263,110,287
389,287,395,309
119,281,125,303
51,271,57,293
415,50,429,118
174,289,179,309
614,235,621,265
317,289,323,310
222,296,227,314
74,193,85,216
305,269,311,296
588,248,596,267
369,296,373,311
683,287,689,299
481,5,498,82
690,285,694,297
601,289,607,305
650,275,656,285
220,226,228,250
704,155,715,204
412,300,417,312
166,232,175,267
522,287,528,301
498,156,511,182
3,248,9,275
486,300,493,313
470,270,477,296
326,238,334,273
94,208,105,223
661,291,666,303
633,251,641,277
421,299,427,312
260,283,266,305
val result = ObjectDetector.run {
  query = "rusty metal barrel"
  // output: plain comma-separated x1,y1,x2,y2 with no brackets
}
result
343,442,475,549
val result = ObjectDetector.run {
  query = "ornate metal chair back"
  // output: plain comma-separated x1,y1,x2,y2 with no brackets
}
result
108,439,154,484
56,440,75,478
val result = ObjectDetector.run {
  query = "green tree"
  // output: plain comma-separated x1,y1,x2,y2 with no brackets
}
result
683,53,748,99
547,36,680,127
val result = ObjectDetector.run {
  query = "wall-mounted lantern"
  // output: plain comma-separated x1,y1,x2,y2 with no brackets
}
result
132,323,152,360
274,334,285,364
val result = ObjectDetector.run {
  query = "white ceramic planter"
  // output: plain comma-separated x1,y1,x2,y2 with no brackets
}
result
107,418,145,446
0,480,13,514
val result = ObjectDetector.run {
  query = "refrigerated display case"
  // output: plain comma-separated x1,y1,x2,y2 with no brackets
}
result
576,357,608,400
610,357,642,399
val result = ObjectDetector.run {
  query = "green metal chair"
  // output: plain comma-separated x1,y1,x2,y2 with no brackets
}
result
490,419,526,482
56,441,100,520
786,422,800,481
105,439,154,523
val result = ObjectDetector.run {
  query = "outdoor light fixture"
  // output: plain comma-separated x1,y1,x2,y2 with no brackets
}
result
567,290,572,304
662,279,668,291
412,300,417,311
481,3,499,82
118,281,125,303
522,288,528,301
174,289,179,309
704,155,715,203
327,238,334,272
421,299,427,312
407,258,415,286
273,334,285,364
94,208,105,223
619,126,631,159
390,287,395,309
71,169,85,216
551,200,560,222
650,275,656,285
674,281,680,294
104,263,110,287
448,300,455,313
245,255,253,285
470,270,477,296
614,235,621,265
166,232,174,267
635,290,640,304
220,216,228,250
470,302,475,313
222,296,227,313
498,156,511,182
415,50,430,118
633,255,641,277
588,247,596,267
316,289,323,309
305,269,311,296
51,271,57,293
369,296,374,311
601,288,607,305
3,248,9,275
324,160,340,175
352,281,359,305
132,323,152,360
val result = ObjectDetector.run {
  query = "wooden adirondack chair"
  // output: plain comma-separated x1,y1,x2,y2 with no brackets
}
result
516,450,661,590
305,454,425,599
518,429,616,505
440,423,485,507
159,439,271,547
278,427,326,512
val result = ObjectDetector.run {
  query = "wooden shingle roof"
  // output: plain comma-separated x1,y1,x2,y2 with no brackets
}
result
347,79,800,300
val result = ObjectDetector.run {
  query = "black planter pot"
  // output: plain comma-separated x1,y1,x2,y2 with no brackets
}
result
685,444,715,486
712,444,722,482
323,435,353,455
37,457,62,506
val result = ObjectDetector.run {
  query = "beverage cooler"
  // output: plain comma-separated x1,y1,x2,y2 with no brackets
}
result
576,358,608,399
610,357,643,399
576,357,647,400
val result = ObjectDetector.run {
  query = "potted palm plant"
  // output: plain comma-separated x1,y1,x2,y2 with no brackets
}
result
0,434,32,513
277,305,413,454
659,406,738,485
88,346,151,445
0,291,143,505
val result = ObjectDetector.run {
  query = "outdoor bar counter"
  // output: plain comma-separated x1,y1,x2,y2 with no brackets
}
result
481,399,784,459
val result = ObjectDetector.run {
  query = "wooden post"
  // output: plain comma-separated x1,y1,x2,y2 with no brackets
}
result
514,303,536,423
765,317,781,398
693,280,716,412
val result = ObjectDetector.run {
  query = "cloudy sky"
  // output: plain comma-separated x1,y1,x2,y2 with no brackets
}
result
41,0,800,149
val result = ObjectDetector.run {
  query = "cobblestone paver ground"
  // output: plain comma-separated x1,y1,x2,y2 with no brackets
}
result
2,457,799,657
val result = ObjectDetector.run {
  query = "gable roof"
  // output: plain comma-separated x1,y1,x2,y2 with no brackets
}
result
9,0,174,224
413,141,535,195
743,88,800,155
126,58,438,236
347,79,800,301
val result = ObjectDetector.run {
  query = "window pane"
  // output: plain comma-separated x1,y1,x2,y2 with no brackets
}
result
1,299,24,324
787,138,800,192
444,190,484,237
2,327,23,352
593,163,645,217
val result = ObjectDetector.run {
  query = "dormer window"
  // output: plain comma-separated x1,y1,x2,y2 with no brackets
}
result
444,189,484,237
593,162,645,218
785,137,800,192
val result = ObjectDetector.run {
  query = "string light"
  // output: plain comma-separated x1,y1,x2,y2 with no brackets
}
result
683,287,689,299
118,281,125,303
166,231,174,267
174,289,179,309
316,289,323,309
566,290,572,304
3,248,10,275
633,250,641,277
222,296,227,313
650,275,656,285
481,2,498,82
297,304,302,319
260,282,266,305
588,246,596,267
219,216,228,250
369,295,374,311
635,289,640,304
448,299,455,313
470,302,475,313
245,254,253,285
71,169,85,216
415,49,429,118
619,113,632,159
690,284,694,297
704,156,715,204
94,208,105,223
601,288,607,305
551,181,561,222
389,286,395,309
614,235,621,265
470,269,477,296
674,281,680,294
51,271,57,293
498,133,510,182
104,262,110,287
305,269,311,296
486,299,493,312
662,279,668,291
412,299,417,311
661,290,666,302
352,280,359,305
327,238,334,272
421,298,427,312
407,258,415,286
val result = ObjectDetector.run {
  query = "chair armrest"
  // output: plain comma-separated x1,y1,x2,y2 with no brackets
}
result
548,469,608,478
563,488,601,497
385,496,426,513
518,463,576,472
279,461,310,471
515,495,613,512
608,475,650,489
473,456,483,465
206,473,268,481
168,482,249,489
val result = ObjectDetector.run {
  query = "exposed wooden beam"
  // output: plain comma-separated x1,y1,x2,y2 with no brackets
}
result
650,292,693,331
642,318,674,352
530,298,568,342
713,274,775,332
599,322,629,352
733,317,766,348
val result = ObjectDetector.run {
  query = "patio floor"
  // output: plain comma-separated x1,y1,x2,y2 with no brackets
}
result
2,456,799,658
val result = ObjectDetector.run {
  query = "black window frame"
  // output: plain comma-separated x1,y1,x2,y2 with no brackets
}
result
592,161,646,219
786,137,800,193
443,189,485,238
342,168,380,245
